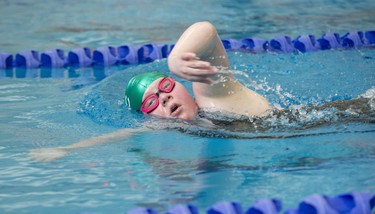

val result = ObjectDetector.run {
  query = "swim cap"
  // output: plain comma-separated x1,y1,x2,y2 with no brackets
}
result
125,72,167,110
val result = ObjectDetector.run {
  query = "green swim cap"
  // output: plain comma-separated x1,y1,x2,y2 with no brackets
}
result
125,72,167,110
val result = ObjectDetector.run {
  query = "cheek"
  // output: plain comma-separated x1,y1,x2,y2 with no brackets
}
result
148,106,168,118
174,84,194,102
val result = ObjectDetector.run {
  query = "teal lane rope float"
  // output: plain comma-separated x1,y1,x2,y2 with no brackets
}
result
0,31,374,69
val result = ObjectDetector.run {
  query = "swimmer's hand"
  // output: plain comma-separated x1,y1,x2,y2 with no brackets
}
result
168,52,217,84
29,147,68,162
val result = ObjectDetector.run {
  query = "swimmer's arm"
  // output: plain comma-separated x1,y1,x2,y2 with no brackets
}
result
63,127,147,150
168,21,228,83
29,127,148,162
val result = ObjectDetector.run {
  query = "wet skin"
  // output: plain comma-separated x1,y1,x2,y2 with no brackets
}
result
142,77,198,120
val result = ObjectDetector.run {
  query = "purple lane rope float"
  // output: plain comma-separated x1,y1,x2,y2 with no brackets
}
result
124,192,374,214
0,31,374,69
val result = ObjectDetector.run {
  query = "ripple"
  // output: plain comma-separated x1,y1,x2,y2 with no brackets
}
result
0,83,31,90
0,95,37,102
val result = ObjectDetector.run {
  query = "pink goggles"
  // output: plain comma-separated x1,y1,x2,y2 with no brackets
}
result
140,77,175,114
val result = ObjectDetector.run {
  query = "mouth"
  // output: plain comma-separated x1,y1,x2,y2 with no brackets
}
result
170,103,182,117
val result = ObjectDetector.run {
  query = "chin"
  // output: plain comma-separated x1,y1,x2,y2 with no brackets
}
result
179,109,197,120
179,114,194,120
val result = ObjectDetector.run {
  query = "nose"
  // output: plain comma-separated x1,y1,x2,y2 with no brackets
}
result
159,92,172,107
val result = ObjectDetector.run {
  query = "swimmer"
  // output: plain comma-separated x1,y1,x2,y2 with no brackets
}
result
29,22,374,161
30,21,273,161
125,21,271,120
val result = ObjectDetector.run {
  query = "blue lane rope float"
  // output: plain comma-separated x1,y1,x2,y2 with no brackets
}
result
0,30,374,70
15,50,40,68
118,192,373,214
41,49,66,68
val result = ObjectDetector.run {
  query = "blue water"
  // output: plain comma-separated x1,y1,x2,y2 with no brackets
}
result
0,0,374,53
1,0,375,213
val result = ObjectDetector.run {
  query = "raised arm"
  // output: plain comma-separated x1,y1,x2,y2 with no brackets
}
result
29,127,147,162
168,21,228,84
168,21,271,116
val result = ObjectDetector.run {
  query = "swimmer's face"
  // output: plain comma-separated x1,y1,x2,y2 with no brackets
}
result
142,77,198,120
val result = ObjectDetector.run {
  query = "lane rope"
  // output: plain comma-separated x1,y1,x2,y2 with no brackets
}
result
0,31,374,69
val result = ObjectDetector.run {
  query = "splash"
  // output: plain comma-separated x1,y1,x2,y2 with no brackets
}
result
360,87,375,110
213,66,308,111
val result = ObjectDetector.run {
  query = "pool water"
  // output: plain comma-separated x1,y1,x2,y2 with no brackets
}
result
1,0,375,53
1,0,375,213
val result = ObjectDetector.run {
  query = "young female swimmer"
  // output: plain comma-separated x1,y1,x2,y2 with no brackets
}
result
126,21,271,119
29,21,272,161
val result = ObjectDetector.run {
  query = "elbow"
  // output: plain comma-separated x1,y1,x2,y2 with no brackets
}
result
191,21,218,35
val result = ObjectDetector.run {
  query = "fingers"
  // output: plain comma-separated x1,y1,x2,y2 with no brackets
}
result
177,68,215,83
169,52,218,84
180,53,214,70
180,62,217,84
184,67,216,77
180,52,198,61
189,60,212,69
